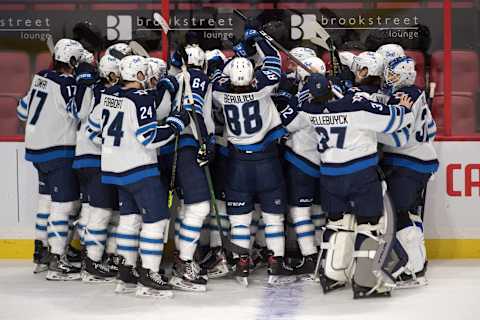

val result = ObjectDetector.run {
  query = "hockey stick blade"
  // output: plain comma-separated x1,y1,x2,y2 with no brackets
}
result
153,12,170,35
129,41,150,58
46,34,55,54
109,48,126,60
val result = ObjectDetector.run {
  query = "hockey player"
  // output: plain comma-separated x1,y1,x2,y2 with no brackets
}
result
146,57,167,89
17,39,84,279
211,29,294,286
71,54,122,282
106,43,133,57
378,56,438,288
279,56,327,278
87,55,190,297
376,44,406,65
279,72,414,297
164,45,215,292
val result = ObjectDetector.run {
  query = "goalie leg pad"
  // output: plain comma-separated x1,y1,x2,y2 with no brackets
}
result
319,214,355,293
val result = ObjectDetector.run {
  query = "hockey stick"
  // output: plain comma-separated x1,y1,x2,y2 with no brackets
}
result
129,41,150,58
46,34,55,54
233,9,344,99
180,62,248,256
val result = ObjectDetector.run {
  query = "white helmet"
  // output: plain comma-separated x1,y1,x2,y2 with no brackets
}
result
384,56,417,92
106,43,132,57
289,47,317,61
228,57,254,86
54,38,84,68
99,54,120,81
79,50,95,65
351,51,384,77
146,57,167,81
296,56,326,83
119,55,148,84
376,44,405,65
338,51,356,71
185,44,205,68
205,49,227,63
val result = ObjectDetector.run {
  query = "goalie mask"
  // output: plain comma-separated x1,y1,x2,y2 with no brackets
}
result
54,38,84,68
376,44,406,65
384,56,417,93
119,55,148,87
99,54,120,84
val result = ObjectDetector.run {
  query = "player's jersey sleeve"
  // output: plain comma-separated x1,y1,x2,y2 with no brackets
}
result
16,87,32,122
349,94,414,134
279,94,310,133
85,100,103,145
133,93,176,149
254,39,281,92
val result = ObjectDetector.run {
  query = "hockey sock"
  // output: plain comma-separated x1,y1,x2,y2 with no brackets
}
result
106,210,120,255
311,205,326,247
140,220,168,273
35,194,51,246
291,206,317,256
229,212,253,250
262,212,285,257
174,200,185,250
116,214,142,266
77,203,90,245
47,200,80,255
85,207,112,262
179,201,210,261
209,200,229,248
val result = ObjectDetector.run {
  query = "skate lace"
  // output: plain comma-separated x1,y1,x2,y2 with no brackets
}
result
95,261,110,273
186,261,200,279
149,271,166,284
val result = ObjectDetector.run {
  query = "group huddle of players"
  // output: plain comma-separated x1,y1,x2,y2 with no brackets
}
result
17,24,438,299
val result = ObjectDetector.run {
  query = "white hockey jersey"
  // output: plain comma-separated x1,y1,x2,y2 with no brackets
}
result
284,86,414,176
86,88,176,185
212,39,286,152
378,85,439,173
17,70,78,163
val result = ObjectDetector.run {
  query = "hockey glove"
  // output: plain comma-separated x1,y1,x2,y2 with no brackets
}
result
76,62,97,86
273,91,293,113
170,47,188,68
197,135,216,167
233,41,257,58
166,108,190,134
157,75,179,96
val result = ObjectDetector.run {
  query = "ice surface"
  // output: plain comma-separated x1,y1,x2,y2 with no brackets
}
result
1,260,479,320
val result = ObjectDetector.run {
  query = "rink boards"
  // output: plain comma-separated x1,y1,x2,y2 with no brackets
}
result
0,141,479,259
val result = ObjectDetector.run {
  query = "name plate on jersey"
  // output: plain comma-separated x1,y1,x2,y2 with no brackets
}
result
223,93,255,104
33,76,48,91
102,95,123,110
309,114,349,126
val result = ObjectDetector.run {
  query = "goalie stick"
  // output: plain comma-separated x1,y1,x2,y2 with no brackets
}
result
233,9,344,99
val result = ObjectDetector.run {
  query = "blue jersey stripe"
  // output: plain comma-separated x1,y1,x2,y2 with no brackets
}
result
72,158,101,169
320,155,378,176
234,127,287,152
159,136,199,154
383,105,396,133
101,167,160,186
25,149,75,163
382,155,439,173
284,150,321,178
392,132,401,147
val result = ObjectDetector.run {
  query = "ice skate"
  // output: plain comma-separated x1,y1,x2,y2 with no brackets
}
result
200,247,230,279
33,240,49,274
104,253,120,275
46,253,81,281
294,254,318,281
136,267,173,298
170,258,207,292
395,263,428,289
81,256,116,283
233,255,250,287
115,259,139,294
267,254,297,286
250,246,269,272
66,244,82,268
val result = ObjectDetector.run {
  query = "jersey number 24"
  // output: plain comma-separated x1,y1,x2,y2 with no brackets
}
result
102,109,124,146
224,101,263,135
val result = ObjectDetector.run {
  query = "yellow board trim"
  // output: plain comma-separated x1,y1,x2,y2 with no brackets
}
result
2,239,480,259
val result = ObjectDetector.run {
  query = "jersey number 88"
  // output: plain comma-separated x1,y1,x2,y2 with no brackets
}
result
224,101,263,136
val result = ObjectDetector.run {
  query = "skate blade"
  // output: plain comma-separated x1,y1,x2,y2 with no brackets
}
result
235,276,248,287
208,264,230,279
319,275,346,294
46,270,81,281
353,289,392,299
395,277,428,289
136,285,174,299
33,264,48,274
115,280,137,294
169,276,207,292
297,274,320,283
268,275,297,286
81,272,115,283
